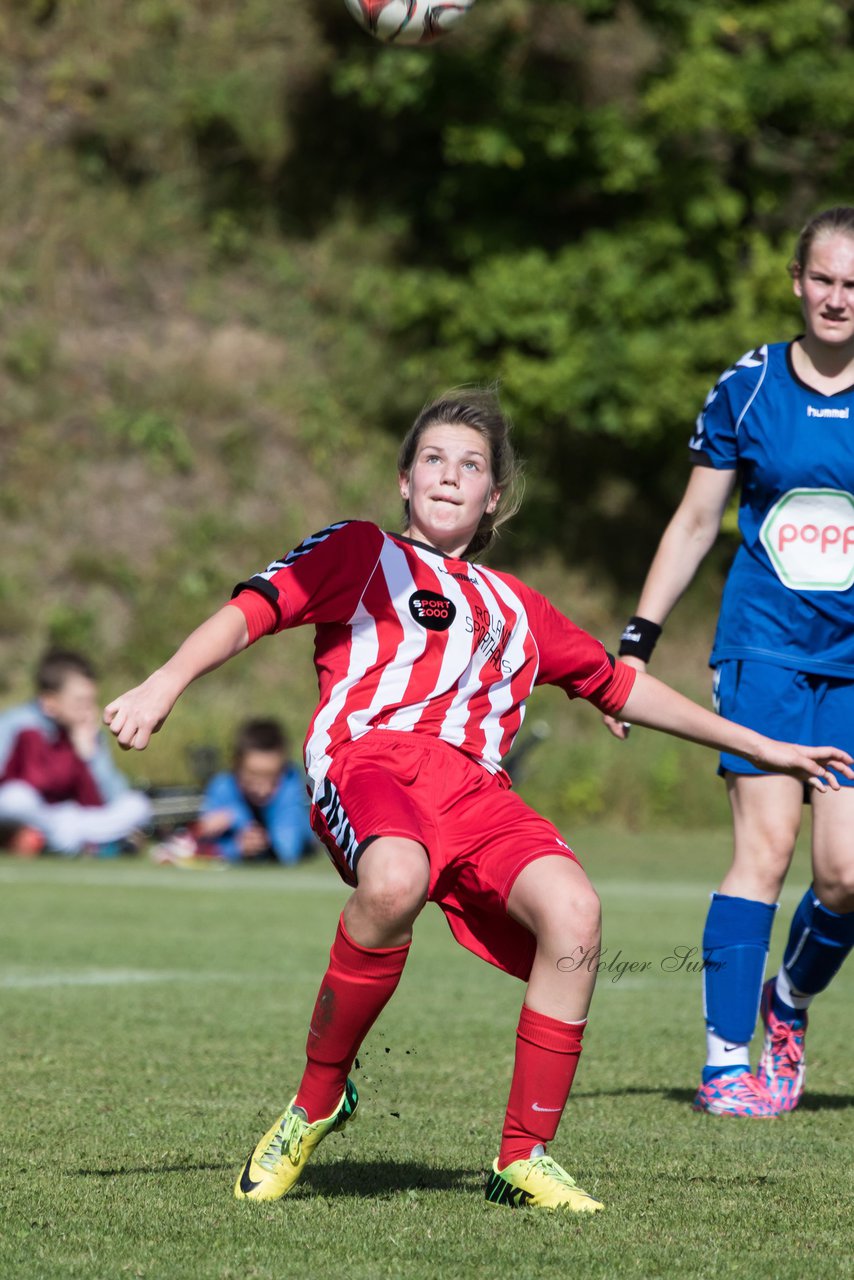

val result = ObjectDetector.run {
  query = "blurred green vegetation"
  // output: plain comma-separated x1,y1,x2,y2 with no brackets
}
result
1,0,850,826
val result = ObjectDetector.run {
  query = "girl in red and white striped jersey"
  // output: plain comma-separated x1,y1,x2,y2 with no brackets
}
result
105,389,850,1212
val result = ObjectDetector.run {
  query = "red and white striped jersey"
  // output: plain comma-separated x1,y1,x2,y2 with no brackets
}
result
230,521,634,795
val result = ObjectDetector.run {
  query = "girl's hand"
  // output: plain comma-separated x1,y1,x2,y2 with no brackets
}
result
103,672,182,751
748,741,854,792
104,605,251,751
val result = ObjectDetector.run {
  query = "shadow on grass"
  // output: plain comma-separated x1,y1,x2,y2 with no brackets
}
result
73,1159,477,1196
578,1085,854,1111
304,1160,476,1197
787,1092,854,1112
576,1086,673,1100
661,1088,854,1111
75,1162,235,1177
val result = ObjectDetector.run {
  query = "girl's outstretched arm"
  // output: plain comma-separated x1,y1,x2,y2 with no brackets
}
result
104,604,250,751
620,670,854,791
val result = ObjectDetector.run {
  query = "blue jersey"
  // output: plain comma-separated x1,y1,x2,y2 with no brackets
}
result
690,340,854,677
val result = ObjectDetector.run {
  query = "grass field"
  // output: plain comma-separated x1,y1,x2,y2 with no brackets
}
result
1,830,852,1280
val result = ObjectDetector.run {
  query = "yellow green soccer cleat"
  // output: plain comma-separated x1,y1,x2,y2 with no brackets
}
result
234,1078,358,1202
485,1151,604,1213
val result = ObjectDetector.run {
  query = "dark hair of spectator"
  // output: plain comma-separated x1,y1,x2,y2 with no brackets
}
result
36,649,97,694
233,718,289,764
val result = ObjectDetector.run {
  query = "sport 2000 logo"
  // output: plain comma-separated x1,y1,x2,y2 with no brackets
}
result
408,591,457,631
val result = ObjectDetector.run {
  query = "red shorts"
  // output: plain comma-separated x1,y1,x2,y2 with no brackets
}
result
309,731,578,981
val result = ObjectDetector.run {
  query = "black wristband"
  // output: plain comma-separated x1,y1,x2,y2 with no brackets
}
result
618,616,662,663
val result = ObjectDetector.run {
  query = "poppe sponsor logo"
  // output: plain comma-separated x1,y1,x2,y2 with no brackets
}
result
760,488,854,591
778,522,854,555
408,590,457,631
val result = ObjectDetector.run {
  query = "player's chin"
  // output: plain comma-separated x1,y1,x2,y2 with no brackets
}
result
817,323,854,345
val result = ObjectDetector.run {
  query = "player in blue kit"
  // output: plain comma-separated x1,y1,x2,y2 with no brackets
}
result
606,206,854,1117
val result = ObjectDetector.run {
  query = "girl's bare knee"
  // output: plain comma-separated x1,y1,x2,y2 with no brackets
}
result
354,838,429,929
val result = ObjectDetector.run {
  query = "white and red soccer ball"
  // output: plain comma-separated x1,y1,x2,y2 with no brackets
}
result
343,0,476,45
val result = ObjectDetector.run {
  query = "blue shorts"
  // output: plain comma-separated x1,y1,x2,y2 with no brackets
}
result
712,659,854,784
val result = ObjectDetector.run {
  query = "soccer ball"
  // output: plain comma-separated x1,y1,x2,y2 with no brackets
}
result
343,0,476,45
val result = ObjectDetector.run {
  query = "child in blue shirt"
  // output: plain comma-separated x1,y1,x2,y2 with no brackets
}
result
199,718,314,864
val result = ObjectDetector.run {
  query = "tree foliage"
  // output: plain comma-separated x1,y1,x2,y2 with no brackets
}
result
3,0,854,584
309,0,854,573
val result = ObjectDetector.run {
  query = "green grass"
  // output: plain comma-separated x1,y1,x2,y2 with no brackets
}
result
1,832,852,1280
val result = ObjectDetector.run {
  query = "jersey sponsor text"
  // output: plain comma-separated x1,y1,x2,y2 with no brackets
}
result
408,590,456,631
759,489,854,592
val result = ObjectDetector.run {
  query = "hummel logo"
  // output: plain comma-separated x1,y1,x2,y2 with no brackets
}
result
807,405,849,419
554,838,569,849
532,1102,562,1112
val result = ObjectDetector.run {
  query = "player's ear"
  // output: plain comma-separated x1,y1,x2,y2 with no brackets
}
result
486,487,501,514
399,471,410,500
791,263,803,299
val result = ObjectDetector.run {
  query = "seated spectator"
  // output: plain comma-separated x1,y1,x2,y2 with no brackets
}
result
0,649,151,855
197,718,314,865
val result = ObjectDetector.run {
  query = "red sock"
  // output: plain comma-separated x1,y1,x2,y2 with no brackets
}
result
295,915,410,1121
498,1005,586,1169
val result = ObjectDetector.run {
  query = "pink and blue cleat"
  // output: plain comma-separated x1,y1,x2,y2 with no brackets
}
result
757,978,807,1113
692,1067,777,1118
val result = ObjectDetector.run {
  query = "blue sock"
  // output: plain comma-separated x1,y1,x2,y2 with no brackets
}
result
703,893,778,1045
773,887,854,1018
701,1064,748,1085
